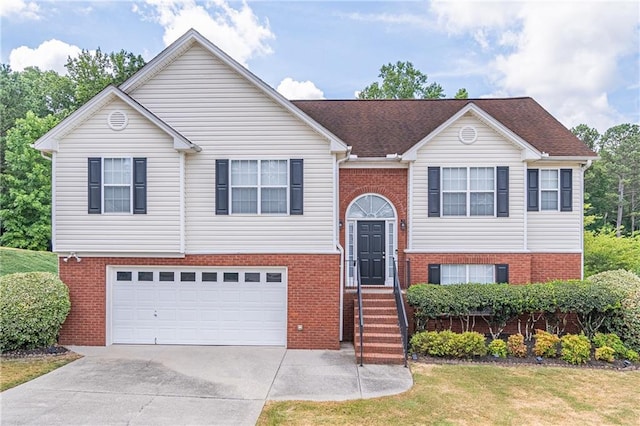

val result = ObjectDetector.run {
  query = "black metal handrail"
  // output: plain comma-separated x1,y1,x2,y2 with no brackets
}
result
393,257,409,367
356,259,364,366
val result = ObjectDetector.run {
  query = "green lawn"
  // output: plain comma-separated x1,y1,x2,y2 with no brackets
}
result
0,247,58,276
259,363,640,425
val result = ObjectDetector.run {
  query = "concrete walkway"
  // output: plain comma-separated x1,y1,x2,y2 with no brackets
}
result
1,344,412,425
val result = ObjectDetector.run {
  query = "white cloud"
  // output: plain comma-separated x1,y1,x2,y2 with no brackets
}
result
137,0,274,66
277,78,325,100
9,39,82,74
431,1,639,131
0,0,41,20
340,12,429,27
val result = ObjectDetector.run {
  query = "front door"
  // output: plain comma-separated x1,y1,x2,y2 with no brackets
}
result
357,221,385,285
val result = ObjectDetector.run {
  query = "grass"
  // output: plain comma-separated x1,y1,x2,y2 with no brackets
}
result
0,247,57,276
259,363,640,426
0,353,82,391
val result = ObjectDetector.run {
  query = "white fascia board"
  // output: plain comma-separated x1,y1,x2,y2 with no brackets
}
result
121,28,349,155
33,86,201,153
402,103,542,161
537,155,600,162
341,159,408,169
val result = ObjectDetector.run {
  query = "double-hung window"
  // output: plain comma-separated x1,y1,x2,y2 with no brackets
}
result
230,160,288,214
527,168,572,212
88,157,146,214
442,167,495,216
540,169,559,210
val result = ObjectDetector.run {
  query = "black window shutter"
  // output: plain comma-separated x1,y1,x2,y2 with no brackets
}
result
496,166,509,217
215,159,229,215
496,264,509,283
88,158,101,214
428,264,441,284
527,169,539,211
290,159,304,215
428,167,440,217
133,158,147,214
560,168,572,212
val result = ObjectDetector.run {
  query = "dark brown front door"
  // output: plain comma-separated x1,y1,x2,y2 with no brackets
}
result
358,221,385,285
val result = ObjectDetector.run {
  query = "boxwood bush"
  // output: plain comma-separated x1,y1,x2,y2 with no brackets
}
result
410,330,487,358
588,270,640,351
0,272,70,352
560,333,591,365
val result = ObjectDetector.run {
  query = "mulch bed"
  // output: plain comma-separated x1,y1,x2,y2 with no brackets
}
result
1,345,71,359
414,353,639,371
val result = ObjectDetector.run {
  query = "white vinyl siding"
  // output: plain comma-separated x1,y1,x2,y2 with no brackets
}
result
411,114,525,251
53,99,181,253
527,164,582,251
130,44,336,253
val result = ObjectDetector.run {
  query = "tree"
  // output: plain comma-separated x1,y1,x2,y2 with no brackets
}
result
358,61,464,100
0,112,59,250
65,48,145,107
454,88,469,99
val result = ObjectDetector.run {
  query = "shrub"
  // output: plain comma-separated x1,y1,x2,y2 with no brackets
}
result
0,272,70,352
626,349,639,362
454,332,488,358
560,334,591,365
533,330,560,358
410,331,440,356
588,270,640,351
488,339,507,358
594,346,615,362
507,333,528,357
593,332,627,359
410,330,487,358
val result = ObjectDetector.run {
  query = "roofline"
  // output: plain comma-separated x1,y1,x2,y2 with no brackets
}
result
33,86,201,153
120,28,349,154
401,102,542,161
536,155,600,162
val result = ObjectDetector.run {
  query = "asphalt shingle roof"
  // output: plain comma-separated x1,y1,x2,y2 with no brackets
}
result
292,98,596,158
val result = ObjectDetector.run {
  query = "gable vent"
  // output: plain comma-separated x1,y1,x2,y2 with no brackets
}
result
458,126,478,144
108,110,128,131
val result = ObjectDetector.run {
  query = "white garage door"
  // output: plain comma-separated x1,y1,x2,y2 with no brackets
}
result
110,267,287,346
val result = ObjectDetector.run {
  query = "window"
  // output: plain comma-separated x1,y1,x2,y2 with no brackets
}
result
159,272,174,282
88,157,146,214
245,272,260,282
230,160,287,214
429,264,509,284
180,272,196,282
223,272,239,282
540,170,559,210
202,272,218,282
528,168,572,212
116,271,132,281
442,167,494,216
138,272,153,281
266,273,282,283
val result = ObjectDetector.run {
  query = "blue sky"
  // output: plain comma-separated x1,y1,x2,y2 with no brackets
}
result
1,0,639,132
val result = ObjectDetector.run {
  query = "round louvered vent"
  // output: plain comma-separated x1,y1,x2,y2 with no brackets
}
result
458,126,478,144
108,110,128,131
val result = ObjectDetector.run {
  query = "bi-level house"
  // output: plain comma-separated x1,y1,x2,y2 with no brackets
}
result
34,29,596,360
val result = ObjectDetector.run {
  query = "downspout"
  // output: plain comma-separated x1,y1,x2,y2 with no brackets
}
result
336,146,352,341
523,162,528,252
38,150,55,251
580,160,593,279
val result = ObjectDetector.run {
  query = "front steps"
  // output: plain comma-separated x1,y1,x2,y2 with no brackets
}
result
354,290,406,365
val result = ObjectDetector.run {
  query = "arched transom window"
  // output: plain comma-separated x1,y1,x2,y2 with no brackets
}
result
347,194,394,219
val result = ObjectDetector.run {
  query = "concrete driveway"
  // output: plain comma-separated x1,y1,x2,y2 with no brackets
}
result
1,344,412,425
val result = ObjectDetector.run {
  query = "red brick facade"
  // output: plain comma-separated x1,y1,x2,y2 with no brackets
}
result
58,253,340,349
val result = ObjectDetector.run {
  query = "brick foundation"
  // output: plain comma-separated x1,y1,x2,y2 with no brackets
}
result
58,253,341,349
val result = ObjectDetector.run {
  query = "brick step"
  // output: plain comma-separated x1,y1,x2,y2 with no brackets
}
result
356,352,406,365
357,299,397,308
354,341,404,354
359,306,397,315
356,314,398,325
359,323,401,334
355,332,402,343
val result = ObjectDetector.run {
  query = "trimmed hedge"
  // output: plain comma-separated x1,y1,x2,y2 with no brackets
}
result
0,272,70,352
410,330,487,358
407,280,622,339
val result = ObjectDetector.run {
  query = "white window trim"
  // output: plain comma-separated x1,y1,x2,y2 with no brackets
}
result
229,159,290,215
539,169,560,211
102,157,133,214
441,264,496,285
441,166,496,217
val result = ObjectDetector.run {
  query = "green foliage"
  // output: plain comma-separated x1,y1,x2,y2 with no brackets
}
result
0,272,70,351
410,330,487,358
454,88,469,99
533,330,560,358
0,247,57,276
588,270,640,351
560,334,591,365
507,333,528,358
625,349,639,362
584,230,640,276
0,112,59,250
594,346,615,362
488,339,507,358
593,332,627,359
358,61,447,99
